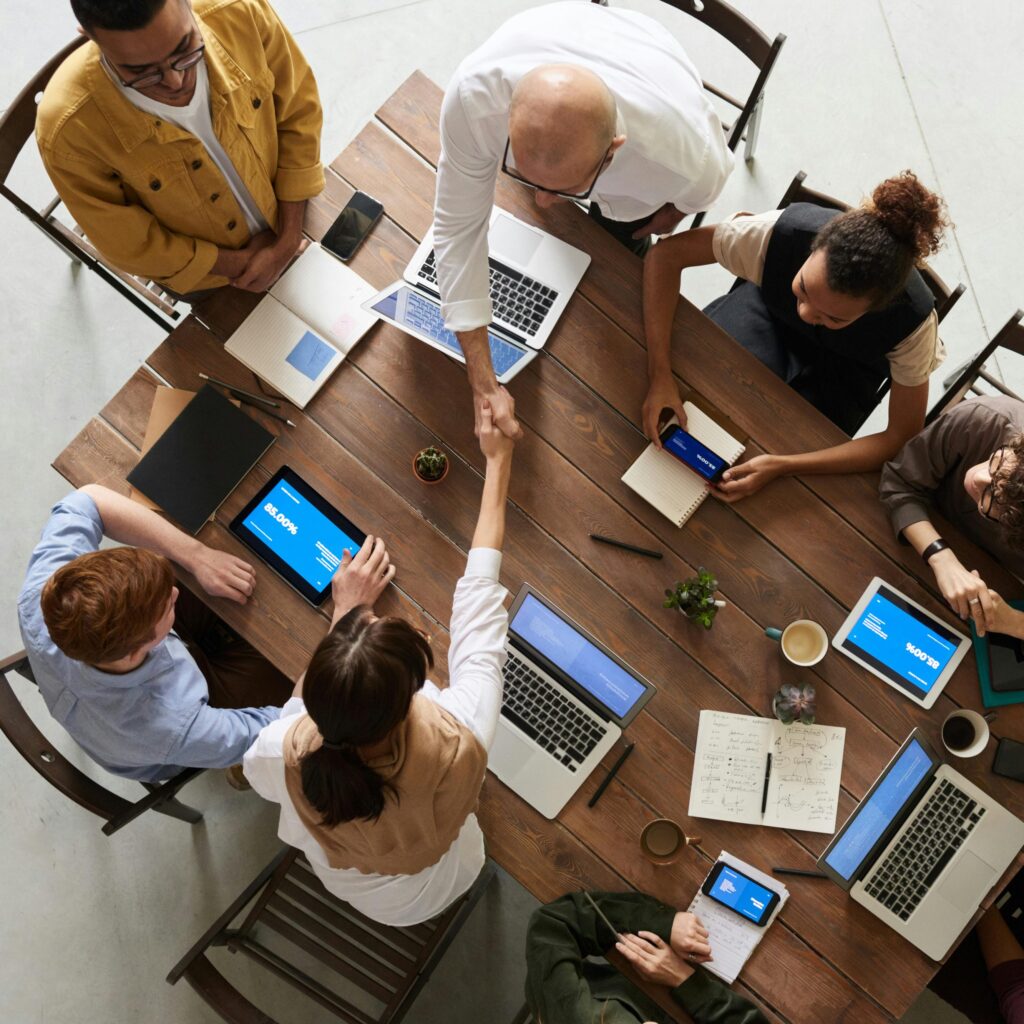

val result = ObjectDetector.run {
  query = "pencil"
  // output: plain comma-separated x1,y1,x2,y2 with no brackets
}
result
235,396,295,427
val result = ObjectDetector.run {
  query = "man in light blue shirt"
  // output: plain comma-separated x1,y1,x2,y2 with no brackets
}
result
18,485,292,781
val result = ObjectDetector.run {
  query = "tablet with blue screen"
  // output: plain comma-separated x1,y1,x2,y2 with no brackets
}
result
832,577,970,708
229,467,366,606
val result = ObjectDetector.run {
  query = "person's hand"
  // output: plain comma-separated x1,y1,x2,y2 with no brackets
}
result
669,911,713,964
981,589,1022,638
713,454,784,503
231,232,304,293
615,931,694,987
192,547,256,604
929,549,994,629
330,535,396,620
642,372,687,445
474,386,522,441
478,399,515,463
633,203,685,240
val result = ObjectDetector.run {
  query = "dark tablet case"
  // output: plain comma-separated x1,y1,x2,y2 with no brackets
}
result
127,384,275,535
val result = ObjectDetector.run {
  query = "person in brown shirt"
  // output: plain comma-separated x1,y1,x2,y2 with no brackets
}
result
879,395,1024,636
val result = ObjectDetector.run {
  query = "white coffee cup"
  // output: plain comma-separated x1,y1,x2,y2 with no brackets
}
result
765,620,828,667
941,709,990,758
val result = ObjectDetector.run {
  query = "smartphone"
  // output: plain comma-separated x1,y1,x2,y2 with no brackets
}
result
659,424,729,483
321,191,384,261
701,862,780,927
993,737,1024,783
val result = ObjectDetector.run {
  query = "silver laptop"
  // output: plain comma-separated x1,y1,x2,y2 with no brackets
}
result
404,207,591,350
489,585,655,820
817,729,1024,960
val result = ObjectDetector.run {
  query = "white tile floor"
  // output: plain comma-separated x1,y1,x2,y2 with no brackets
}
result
2,1,1021,1020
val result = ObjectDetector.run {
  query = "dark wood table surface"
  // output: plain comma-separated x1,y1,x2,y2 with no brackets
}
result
54,73,1024,1023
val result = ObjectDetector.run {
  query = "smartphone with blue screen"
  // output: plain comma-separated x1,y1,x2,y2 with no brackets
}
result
659,424,729,483
701,862,780,927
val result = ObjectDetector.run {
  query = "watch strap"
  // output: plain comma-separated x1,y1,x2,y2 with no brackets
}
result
921,539,949,563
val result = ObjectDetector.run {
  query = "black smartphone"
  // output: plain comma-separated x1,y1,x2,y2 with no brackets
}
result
701,862,780,927
659,424,729,484
321,191,384,261
993,737,1024,783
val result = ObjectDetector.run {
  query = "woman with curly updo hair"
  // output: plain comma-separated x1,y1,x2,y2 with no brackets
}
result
642,171,950,501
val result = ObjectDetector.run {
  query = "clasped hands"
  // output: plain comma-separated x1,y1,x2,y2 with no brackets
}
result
230,228,305,293
929,548,1015,636
615,911,713,988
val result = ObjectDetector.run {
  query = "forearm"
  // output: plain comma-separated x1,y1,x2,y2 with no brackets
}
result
771,429,909,479
472,454,512,550
211,246,251,279
459,327,498,397
274,199,306,246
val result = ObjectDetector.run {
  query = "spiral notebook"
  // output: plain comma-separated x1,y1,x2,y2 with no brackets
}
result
621,401,745,526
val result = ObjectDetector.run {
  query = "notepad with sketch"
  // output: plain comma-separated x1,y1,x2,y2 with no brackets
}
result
688,710,846,834
225,245,379,408
621,401,745,526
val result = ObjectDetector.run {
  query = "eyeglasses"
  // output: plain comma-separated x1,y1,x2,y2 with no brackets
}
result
979,447,1007,521
500,137,611,201
108,38,205,91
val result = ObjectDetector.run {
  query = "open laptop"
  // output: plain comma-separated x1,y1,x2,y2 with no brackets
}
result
488,585,655,820
404,207,592,350
817,729,1024,960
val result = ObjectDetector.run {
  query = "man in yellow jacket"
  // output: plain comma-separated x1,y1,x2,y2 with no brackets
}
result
37,0,324,296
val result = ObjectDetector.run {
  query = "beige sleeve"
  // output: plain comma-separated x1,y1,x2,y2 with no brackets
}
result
887,310,944,387
710,208,785,286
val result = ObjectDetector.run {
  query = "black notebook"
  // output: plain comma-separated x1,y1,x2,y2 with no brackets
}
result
127,384,275,535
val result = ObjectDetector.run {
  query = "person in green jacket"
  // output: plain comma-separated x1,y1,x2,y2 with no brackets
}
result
525,891,767,1023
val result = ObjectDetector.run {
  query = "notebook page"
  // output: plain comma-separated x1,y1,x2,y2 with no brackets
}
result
764,721,846,833
225,296,342,408
682,401,745,462
270,245,378,354
621,445,707,526
688,711,772,826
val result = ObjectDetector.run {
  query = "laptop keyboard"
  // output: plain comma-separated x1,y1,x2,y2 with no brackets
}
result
863,778,986,921
418,251,558,338
500,651,606,771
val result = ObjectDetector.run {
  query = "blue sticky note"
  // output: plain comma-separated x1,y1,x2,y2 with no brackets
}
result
286,330,334,381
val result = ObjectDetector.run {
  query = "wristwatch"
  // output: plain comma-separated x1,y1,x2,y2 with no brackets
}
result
921,538,949,564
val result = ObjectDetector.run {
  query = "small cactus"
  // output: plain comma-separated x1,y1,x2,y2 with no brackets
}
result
772,683,817,725
664,568,721,630
414,446,448,482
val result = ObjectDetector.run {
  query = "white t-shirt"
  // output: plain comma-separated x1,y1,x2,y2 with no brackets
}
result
243,548,508,927
111,59,268,235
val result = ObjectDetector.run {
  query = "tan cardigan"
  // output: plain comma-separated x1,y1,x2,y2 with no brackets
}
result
282,694,487,876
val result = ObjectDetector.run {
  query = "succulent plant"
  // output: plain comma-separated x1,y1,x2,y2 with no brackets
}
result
772,683,817,725
414,445,448,482
664,568,721,630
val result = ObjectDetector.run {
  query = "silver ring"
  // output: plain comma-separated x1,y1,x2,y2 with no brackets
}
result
969,598,980,605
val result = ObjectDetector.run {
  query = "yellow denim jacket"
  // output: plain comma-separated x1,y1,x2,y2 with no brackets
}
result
36,0,324,293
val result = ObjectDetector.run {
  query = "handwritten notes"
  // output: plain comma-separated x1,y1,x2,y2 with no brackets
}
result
688,710,845,833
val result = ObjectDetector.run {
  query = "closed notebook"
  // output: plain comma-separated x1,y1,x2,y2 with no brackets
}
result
621,401,745,527
126,384,275,535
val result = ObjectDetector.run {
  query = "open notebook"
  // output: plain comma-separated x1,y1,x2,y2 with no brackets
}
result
225,245,378,408
621,401,745,527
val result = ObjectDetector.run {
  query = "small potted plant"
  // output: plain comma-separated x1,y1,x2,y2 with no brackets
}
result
663,567,725,630
772,683,817,725
413,445,449,484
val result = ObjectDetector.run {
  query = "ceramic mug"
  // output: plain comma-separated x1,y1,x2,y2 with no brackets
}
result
765,620,828,667
640,818,699,865
941,709,990,758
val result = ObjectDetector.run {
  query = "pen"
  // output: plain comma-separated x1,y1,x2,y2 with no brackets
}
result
190,312,226,343
199,372,281,408
760,752,772,815
587,742,635,808
772,867,827,878
590,534,663,560
235,396,296,427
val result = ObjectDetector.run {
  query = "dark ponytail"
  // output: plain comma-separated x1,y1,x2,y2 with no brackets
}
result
811,170,949,308
300,607,433,827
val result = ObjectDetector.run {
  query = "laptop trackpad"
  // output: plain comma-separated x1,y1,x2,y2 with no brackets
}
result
939,851,995,912
490,215,543,267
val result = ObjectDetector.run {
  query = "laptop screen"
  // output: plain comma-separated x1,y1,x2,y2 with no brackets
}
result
823,737,934,882
510,593,648,719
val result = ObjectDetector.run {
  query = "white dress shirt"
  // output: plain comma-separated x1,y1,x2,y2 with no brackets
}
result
434,1,733,333
243,548,508,927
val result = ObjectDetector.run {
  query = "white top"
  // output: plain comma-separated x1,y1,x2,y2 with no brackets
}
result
111,59,268,235
243,548,508,926
434,1,733,332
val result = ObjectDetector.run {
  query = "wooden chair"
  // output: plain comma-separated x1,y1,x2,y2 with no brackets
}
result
927,309,1024,424
0,37,183,330
167,848,497,1023
0,650,204,836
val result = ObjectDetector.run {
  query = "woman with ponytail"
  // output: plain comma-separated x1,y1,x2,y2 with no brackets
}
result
244,401,515,925
642,171,950,500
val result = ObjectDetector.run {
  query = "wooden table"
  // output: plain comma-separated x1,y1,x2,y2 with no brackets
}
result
55,73,1024,1023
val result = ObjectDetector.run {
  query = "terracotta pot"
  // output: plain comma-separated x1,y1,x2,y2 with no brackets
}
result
412,450,449,485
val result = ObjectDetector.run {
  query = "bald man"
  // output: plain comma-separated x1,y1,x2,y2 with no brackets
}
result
434,1,733,439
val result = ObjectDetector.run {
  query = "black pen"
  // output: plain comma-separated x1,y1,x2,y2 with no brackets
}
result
199,372,281,408
760,752,772,815
588,742,635,808
235,396,296,427
590,534,663,560
772,867,827,878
